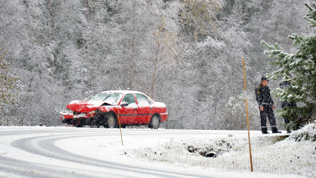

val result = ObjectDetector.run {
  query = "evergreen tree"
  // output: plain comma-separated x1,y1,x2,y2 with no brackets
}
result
261,2,316,130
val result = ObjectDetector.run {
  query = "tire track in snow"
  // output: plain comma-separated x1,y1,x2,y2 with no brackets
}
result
9,129,212,178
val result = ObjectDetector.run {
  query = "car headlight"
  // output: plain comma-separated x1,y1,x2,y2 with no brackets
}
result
87,111,95,117
64,108,74,114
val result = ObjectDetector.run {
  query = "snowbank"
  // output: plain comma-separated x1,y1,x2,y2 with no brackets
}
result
129,128,316,177
288,123,316,141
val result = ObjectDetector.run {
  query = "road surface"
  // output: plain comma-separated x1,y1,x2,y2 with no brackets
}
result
0,126,291,178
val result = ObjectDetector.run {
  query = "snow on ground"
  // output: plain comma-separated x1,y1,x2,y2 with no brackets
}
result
130,133,316,176
56,125,316,177
0,124,315,177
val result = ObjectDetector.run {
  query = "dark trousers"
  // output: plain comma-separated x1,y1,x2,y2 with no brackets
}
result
260,105,278,132
281,104,292,133
283,117,290,124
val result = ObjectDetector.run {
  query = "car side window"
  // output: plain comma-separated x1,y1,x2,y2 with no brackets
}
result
136,94,151,106
122,94,136,105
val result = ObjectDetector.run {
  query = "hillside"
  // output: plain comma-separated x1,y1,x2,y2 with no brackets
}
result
0,0,314,129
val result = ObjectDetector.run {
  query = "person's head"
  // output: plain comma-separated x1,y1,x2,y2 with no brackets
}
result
261,77,269,86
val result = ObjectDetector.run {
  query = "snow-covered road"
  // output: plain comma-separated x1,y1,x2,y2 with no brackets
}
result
0,127,312,178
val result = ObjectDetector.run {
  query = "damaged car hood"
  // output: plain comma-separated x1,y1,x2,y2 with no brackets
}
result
67,100,104,113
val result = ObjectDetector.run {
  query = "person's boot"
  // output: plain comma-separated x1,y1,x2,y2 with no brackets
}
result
261,128,269,134
272,127,281,133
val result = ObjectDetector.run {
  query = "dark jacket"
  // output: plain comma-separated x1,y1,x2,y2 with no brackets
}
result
255,84,274,107
281,101,296,108
280,81,290,89
279,81,296,108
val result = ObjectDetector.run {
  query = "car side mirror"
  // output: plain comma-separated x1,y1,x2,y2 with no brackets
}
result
120,102,128,107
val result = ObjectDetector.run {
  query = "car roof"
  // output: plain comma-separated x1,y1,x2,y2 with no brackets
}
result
100,90,145,95
99,90,154,101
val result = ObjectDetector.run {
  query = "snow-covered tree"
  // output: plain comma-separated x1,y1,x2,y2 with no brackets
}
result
0,50,18,122
218,93,259,130
261,2,316,130
179,0,224,42
1,0,314,129
71,0,115,97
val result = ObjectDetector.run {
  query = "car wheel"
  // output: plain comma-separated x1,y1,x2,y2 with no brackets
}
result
149,115,160,129
106,113,117,128
73,118,83,127
94,110,104,126
76,118,84,127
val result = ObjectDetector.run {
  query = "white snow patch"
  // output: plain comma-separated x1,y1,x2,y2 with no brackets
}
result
129,134,316,177
86,101,103,108
69,100,80,104
154,102,166,108
0,126,315,177
56,129,314,177
288,123,316,141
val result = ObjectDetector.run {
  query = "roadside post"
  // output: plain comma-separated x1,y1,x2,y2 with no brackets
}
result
242,57,253,172
117,107,124,146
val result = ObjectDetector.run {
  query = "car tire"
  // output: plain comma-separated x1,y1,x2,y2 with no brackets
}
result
106,112,117,128
149,115,160,129
74,118,84,127
93,110,104,127
78,118,85,127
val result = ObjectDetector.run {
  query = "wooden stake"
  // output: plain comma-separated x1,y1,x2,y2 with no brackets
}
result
242,57,253,172
117,107,124,146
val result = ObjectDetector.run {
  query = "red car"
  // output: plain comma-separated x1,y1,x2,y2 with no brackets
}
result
60,90,168,129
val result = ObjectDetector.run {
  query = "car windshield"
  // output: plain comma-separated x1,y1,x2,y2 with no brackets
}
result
88,92,122,105
88,93,110,102
104,93,122,105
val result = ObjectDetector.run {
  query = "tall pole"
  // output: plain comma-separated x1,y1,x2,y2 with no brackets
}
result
117,106,124,146
118,113,123,146
242,57,253,172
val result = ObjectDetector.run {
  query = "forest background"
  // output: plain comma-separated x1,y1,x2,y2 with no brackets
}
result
0,0,313,129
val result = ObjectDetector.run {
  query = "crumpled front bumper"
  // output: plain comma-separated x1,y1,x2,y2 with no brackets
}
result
59,111,95,122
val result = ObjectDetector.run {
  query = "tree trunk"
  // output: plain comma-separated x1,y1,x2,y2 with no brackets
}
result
130,0,136,90
150,33,160,99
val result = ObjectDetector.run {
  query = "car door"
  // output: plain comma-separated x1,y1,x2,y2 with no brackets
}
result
118,93,138,125
135,93,153,124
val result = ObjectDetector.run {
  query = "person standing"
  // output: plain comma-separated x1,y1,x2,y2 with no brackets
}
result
255,77,281,134
280,81,296,133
